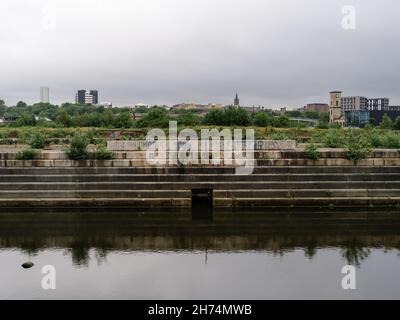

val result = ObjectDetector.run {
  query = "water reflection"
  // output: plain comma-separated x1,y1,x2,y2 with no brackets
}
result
0,209,400,268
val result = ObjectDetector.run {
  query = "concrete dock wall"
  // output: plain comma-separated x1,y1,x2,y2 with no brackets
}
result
0,140,399,209
0,165,399,209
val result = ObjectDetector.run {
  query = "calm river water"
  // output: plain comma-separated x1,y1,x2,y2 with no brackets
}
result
0,209,399,299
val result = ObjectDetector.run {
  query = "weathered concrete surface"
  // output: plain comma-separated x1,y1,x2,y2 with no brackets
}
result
0,166,399,208
1,141,399,208
107,140,297,151
1,147,399,166
1,157,400,167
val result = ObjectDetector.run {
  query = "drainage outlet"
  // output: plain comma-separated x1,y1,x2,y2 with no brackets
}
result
191,189,213,220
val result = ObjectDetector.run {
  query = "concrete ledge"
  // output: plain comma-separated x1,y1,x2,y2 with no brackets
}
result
0,181,399,190
0,196,398,209
107,140,297,151
2,158,400,167
0,173,399,183
0,198,191,208
214,197,400,208
0,166,399,174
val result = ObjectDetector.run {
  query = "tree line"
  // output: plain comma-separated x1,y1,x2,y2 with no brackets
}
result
2,99,398,129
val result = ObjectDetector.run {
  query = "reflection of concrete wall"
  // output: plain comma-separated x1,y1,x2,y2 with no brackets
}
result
1,211,400,252
1,234,400,252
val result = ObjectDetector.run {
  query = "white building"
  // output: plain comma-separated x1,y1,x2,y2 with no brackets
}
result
40,87,50,103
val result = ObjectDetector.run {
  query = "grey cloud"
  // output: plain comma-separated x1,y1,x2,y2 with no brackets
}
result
1,0,400,107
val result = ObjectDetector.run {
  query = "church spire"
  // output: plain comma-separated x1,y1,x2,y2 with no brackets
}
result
234,93,240,106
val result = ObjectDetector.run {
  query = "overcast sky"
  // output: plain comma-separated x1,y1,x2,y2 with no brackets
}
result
1,0,400,108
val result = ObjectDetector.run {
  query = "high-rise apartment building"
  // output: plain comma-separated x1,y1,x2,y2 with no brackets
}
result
341,96,368,111
75,90,99,105
367,98,390,111
40,87,50,104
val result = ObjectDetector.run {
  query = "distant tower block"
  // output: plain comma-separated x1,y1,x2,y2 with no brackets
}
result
75,89,99,105
40,87,50,103
234,93,240,106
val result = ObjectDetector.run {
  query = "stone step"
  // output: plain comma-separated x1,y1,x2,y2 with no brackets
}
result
0,190,191,198
214,189,400,198
107,149,400,159
0,181,399,191
0,166,399,174
0,189,398,199
1,158,400,167
0,197,398,208
214,197,400,208
0,198,191,208
0,173,399,182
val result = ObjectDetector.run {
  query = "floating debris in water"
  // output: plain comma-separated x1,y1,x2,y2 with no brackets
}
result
21,262,34,269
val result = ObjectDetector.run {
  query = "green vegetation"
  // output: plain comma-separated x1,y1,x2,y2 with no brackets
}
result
66,133,89,160
322,129,346,148
380,114,393,130
1,125,400,150
95,146,113,160
113,112,134,128
0,99,398,132
1,99,400,155
176,111,201,126
136,107,170,128
16,148,36,160
268,132,290,140
305,143,321,161
29,133,46,149
393,116,400,130
344,130,371,164
1,102,134,129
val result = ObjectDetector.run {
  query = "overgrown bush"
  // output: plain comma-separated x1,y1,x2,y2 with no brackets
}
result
14,114,37,127
322,129,346,148
366,130,400,149
56,109,73,127
29,133,46,149
95,146,113,160
366,130,382,148
84,129,101,145
176,111,201,126
306,143,321,161
268,132,289,140
393,116,400,130
136,107,170,128
253,112,274,127
113,112,134,128
316,121,329,129
345,130,371,164
380,132,400,149
66,134,89,160
203,107,251,126
49,128,70,138
380,114,393,129
16,148,36,160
